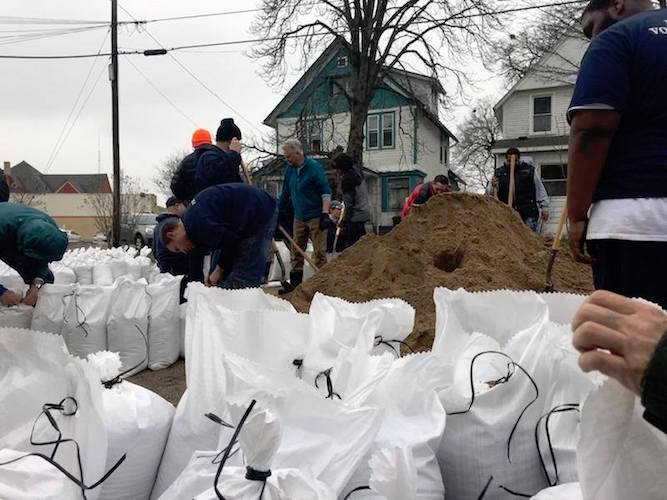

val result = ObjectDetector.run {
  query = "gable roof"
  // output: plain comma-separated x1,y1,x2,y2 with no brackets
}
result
263,37,455,139
10,161,111,194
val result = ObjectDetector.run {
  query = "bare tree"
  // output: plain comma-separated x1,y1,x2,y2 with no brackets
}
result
154,149,189,197
251,0,500,164
454,99,501,192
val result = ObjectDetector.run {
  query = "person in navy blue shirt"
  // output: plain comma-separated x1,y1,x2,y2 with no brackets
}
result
567,0,666,310
159,183,277,289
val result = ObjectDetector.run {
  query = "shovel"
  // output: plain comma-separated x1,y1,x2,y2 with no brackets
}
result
544,200,568,292
332,202,345,257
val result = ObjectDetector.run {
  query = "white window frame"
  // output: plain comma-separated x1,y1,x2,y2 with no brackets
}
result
367,114,380,150
440,133,448,164
529,93,554,135
381,112,394,148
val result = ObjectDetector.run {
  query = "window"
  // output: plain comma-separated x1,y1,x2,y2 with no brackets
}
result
336,56,348,68
367,115,380,149
297,119,323,152
366,113,395,149
533,96,552,132
385,177,410,210
382,113,394,148
440,133,448,164
541,163,568,196
136,214,157,225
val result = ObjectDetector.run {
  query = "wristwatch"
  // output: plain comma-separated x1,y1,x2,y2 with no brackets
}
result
31,278,45,290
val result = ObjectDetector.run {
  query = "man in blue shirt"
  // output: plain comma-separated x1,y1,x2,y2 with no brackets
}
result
278,139,331,288
159,183,277,289
567,0,666,309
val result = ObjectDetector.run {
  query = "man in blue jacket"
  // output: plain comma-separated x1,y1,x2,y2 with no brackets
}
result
567,0,666,309
278,139,331,288
153,196,188,275
160,183,277,289
0,203,68,306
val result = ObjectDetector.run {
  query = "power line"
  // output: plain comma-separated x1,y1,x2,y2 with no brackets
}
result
123,55,199,127
0,0,589,59
44,30,110,173
0,25,109,46
0,16,107,26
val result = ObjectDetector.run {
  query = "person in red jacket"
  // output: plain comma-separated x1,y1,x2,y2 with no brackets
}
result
401,175,450,220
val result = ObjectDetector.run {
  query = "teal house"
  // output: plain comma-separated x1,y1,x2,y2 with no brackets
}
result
260,38,460,233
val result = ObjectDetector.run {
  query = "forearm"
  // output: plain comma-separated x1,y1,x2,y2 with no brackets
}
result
567,111,619,222
321,194,330,214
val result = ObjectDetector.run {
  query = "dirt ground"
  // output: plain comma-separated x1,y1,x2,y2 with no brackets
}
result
128,360,185,405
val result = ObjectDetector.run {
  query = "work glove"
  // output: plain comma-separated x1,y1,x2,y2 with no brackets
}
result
319,213,330,230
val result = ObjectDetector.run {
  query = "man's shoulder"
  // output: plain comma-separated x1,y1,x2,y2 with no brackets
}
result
304,156,324,171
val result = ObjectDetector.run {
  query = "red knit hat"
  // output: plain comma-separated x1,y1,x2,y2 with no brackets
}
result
191,128,212,148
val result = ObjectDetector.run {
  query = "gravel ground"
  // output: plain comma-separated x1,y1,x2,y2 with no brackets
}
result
128,360,186,406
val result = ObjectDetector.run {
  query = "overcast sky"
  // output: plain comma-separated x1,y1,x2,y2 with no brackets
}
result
1,1,507,201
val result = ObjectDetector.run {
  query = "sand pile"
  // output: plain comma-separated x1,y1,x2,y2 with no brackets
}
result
289,193,593,351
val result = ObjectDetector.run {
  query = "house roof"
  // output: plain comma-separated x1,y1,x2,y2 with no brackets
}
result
262,37,456,139
10,161,111,194
491,135,569,153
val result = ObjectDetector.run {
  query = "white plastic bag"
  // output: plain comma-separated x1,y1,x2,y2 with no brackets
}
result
73,264,93,285
179,303,186,359
577,379,667,500
0,329,108,500
62,285,112,359
0,304,33,329
92,263,114,286
31,284,76,335
368,447,418,500
51,264,76,285
107,277,150,376
147,275,182,370
538,292,586,325
531,482,582,500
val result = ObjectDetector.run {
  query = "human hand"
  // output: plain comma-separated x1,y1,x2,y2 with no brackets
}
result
205,265,223,287
491,177,499,189
319,213,330,231
22,286,39,307
568,219,591,264
230,137,242,154
572,290,667,395
541,210,549,222
0,289,22,306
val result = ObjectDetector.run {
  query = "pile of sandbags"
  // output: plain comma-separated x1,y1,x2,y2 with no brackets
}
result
27,274,181,373
0,329,174,500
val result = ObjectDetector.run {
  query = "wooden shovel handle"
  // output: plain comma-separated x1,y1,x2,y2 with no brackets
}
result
507,155,516,208
552,199,568,251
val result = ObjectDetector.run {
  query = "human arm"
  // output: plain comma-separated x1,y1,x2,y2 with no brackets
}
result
316,165,332,229
567,110,620,262
533,169,550,220
572,290,667,433
0,284,21,306
195,149,242,192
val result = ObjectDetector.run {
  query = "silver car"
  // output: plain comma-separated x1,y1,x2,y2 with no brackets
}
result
120,213,157,248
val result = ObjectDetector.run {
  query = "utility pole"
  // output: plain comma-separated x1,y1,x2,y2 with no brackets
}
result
110,0,121,247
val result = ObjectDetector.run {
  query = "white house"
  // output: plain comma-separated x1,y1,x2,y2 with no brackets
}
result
259,38,460,233
492,36,588,234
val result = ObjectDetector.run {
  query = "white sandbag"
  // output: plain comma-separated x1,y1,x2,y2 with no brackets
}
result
147,275,181,370
152,285,305,499
109,259,128,280
136,256,153,280
366,447,418,500
73,264,93,285
531,482,583,500
100,381,175,500
51,264,76,285
0,304,33,329
31,284,76,334
107,277,150,376
0,329,108,500
92,263,114,286
62,285,112,359
192,404,335,500
126,260,143,280
267,240,291,282
0,448,82,499
577,379,667,500
0,263,26,294
538,292,586,325
179,303,186,359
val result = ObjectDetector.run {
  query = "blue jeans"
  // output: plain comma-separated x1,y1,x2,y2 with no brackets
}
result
220,207,278,289
523,217,538,232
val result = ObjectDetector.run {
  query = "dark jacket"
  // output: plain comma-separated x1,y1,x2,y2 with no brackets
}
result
495,161,539,220
0,177,9,203
641,333,667,434
152,213,189,276
278,156,331,222
170,144,242,203
0,203,68,295
340,165,370,224
183,183,276,270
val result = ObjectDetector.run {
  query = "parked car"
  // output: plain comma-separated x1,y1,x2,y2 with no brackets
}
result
59,228,81,243
120,213,157,248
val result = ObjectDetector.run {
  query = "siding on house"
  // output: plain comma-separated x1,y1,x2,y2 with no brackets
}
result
500,85,574,139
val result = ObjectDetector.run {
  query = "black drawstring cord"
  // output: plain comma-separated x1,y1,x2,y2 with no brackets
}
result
343,485,371,499
498,485,532,498
477,476,494,500
0,397,126,500
535,403,580,487
101,325,148,388
315,368,341,400
373,336,415,357
214,399,257,500
446,350,540,464
62,292,89,338
292,358,303,379
205,411,240,465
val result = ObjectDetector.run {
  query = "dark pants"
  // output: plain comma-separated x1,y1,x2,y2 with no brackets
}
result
339,221,367,250
587,239,667,309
